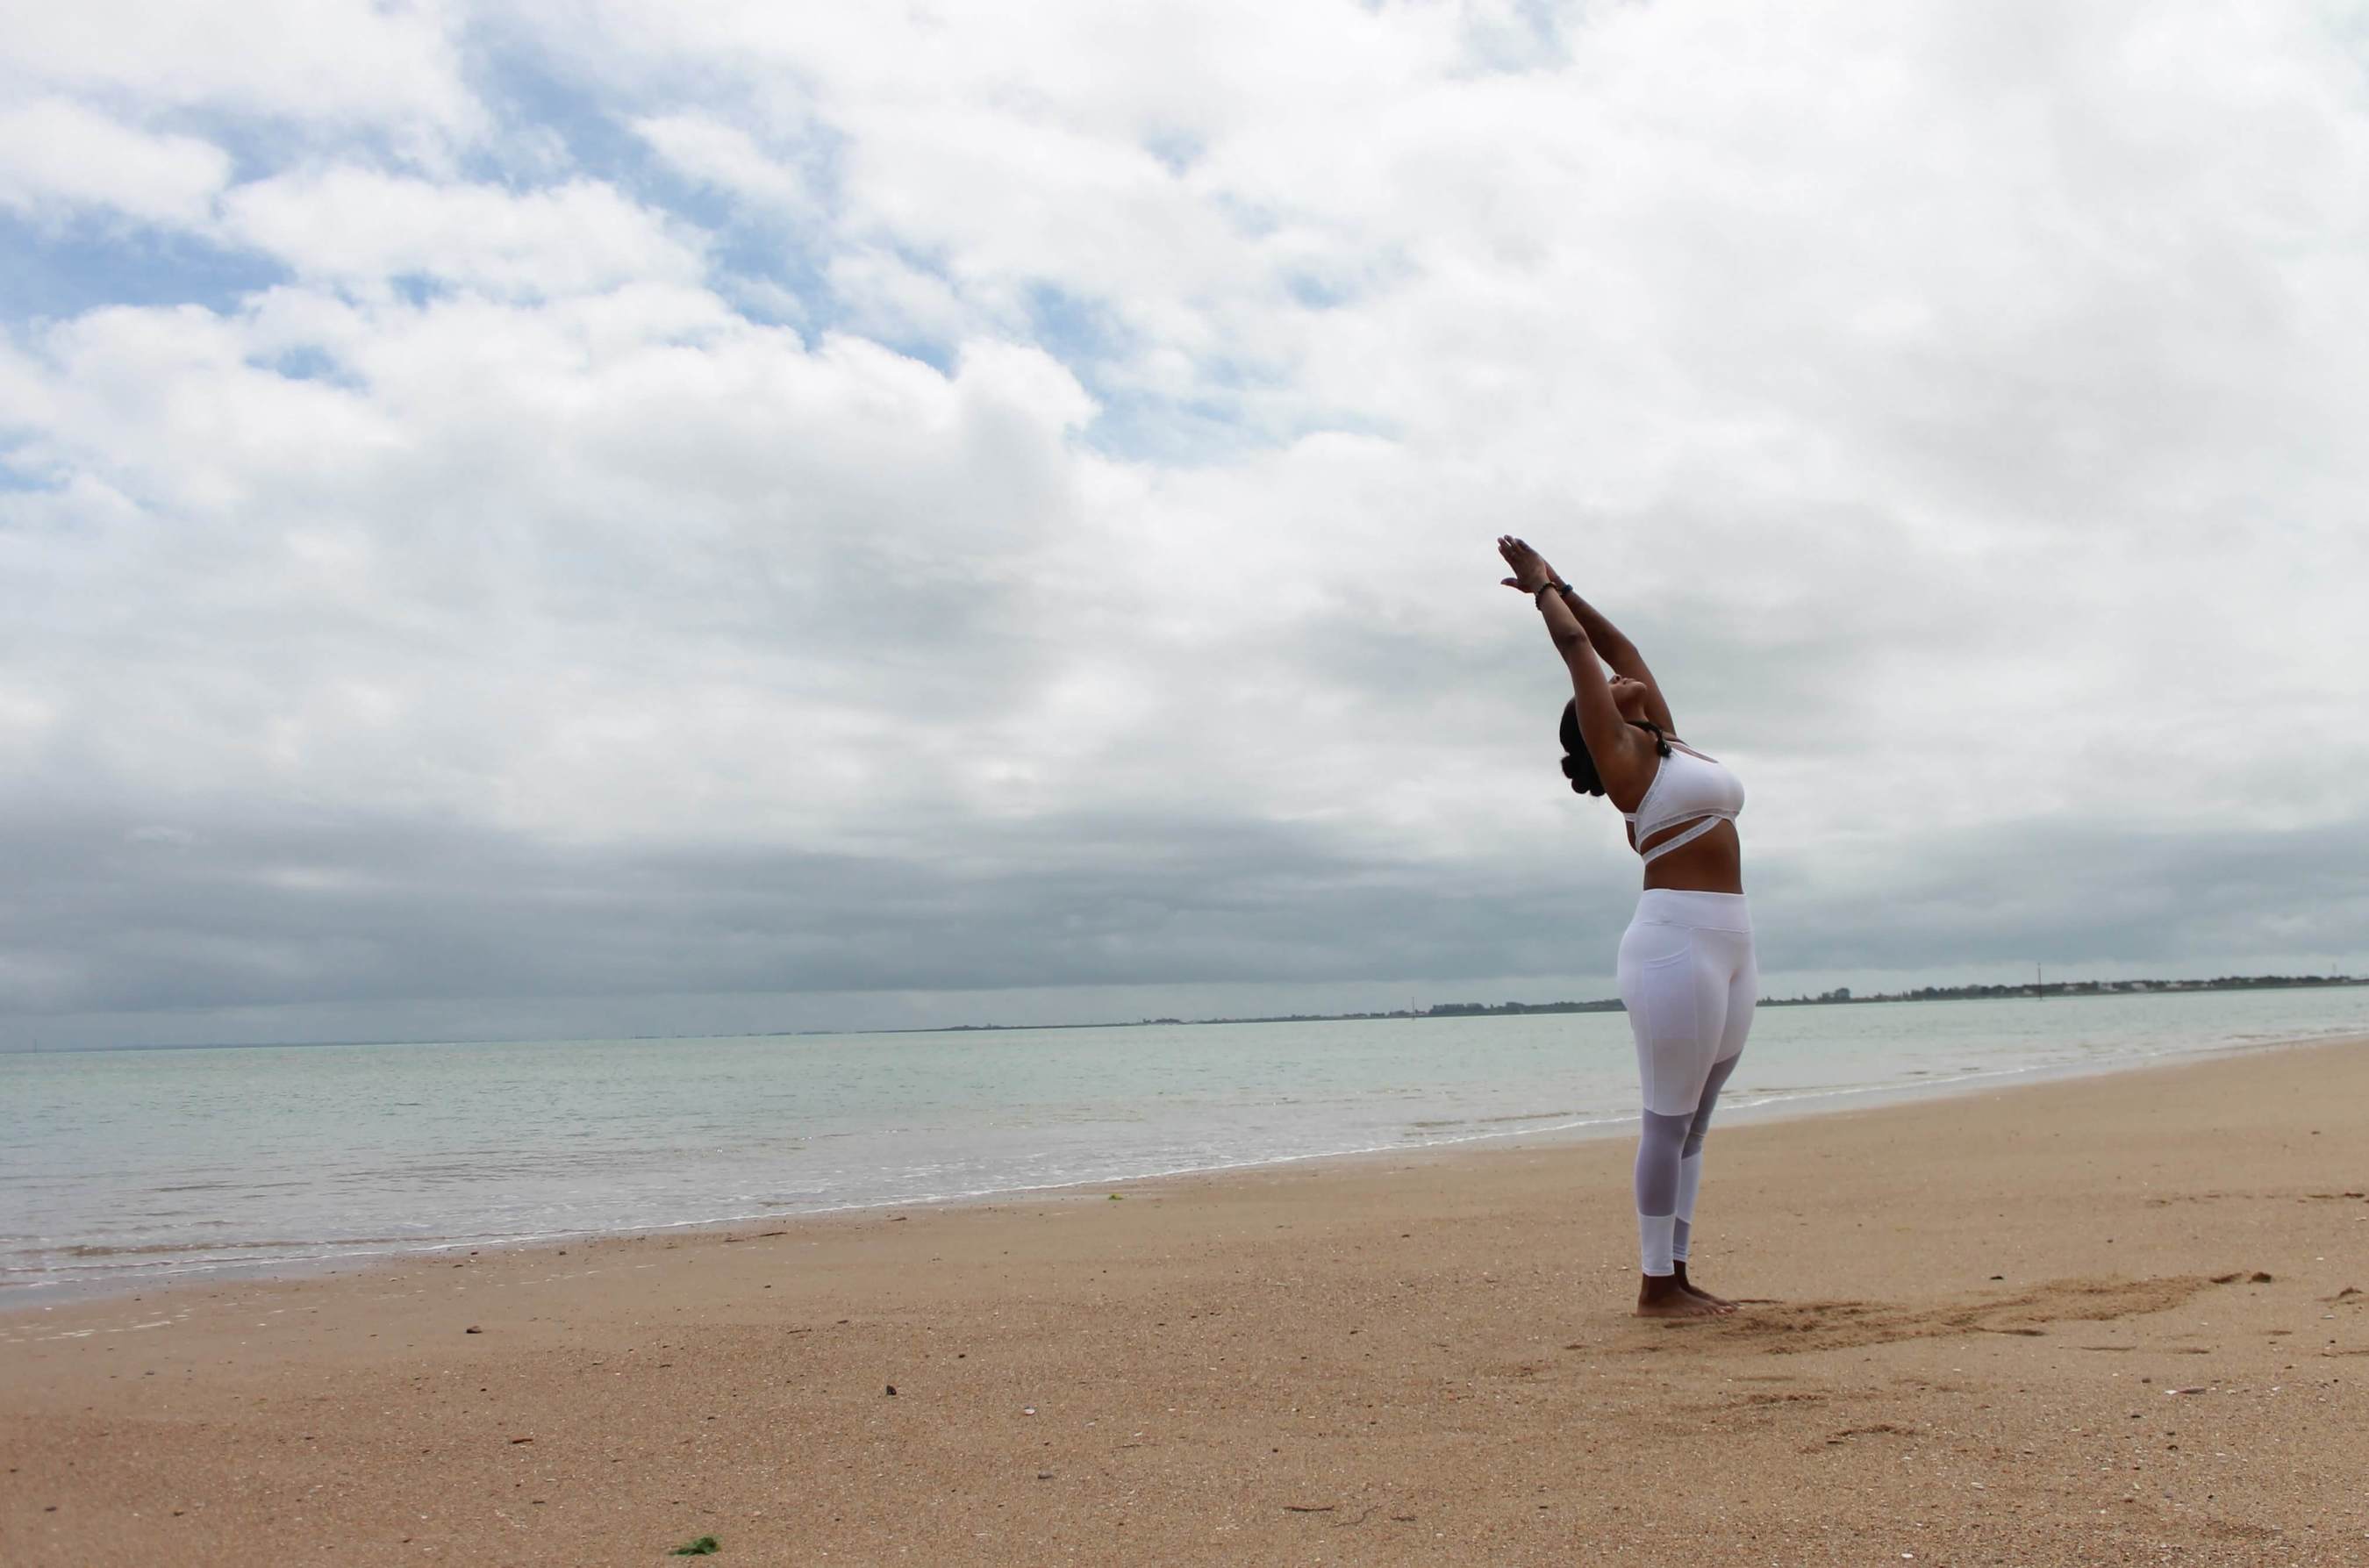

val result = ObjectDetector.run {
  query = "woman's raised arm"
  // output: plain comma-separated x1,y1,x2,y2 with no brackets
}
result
1550,585,1676,735
1499,535,1655,804
1496,536,1677,734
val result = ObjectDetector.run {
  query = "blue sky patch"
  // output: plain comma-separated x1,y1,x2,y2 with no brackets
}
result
0,216,284,328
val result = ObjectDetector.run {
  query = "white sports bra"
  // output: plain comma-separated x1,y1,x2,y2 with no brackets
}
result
1621,740,1744,864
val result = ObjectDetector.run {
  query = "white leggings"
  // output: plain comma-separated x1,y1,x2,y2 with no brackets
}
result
1615,890,1756,1277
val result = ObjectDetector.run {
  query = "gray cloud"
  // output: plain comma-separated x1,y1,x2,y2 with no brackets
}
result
8,792,2363,1046
1755,818,2369,973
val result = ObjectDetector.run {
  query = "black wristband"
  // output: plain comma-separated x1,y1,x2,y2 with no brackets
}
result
1533,580,1571,600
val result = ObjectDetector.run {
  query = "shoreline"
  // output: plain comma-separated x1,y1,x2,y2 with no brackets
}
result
6,1033,2367,1565
13,973,2363,1055
9,1022,2361,1314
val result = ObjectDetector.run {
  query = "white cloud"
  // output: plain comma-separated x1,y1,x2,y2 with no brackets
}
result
633,112,819,224
218,171,708,297
0,98,230,226
824,248,973,347
2,0,476,136
2,282,1105,849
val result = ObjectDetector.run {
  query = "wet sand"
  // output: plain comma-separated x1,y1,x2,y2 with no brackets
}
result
4,1035,2366,1566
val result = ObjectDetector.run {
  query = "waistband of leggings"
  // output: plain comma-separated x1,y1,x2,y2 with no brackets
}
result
1631,888,1752,933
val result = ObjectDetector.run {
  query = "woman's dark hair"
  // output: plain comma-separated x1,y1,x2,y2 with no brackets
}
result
1558,699,1670,797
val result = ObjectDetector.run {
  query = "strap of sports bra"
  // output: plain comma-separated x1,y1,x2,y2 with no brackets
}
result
1636,813,1728,865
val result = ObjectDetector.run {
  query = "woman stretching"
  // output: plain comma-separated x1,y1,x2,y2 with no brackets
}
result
1498,535,1753,1320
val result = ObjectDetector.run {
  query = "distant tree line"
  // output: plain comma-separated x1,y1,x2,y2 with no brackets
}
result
910,973,2360,1035
1422,973,2360,1018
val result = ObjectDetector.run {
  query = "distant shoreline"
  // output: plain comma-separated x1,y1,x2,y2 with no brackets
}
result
10,973,2361,1053
904,972,2366,1035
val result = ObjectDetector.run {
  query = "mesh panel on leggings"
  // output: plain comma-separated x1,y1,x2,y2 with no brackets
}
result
1635,1052,1745,1273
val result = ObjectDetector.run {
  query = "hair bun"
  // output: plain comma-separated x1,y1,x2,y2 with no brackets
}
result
1555,699,1606,796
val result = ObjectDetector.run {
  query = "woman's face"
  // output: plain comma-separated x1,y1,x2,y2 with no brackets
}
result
1608,675,1650,721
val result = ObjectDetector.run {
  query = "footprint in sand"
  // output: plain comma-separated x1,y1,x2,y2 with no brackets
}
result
1627,1274,2239,1356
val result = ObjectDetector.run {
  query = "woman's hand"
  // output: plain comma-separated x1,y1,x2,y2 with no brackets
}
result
1497,535,1558,594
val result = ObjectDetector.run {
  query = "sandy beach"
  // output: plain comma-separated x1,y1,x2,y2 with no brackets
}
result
4,1037,2365,1567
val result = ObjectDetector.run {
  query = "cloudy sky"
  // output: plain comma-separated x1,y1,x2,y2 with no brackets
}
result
5,1,2366,1048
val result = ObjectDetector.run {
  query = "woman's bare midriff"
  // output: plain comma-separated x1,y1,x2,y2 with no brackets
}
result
1634,819,1743,894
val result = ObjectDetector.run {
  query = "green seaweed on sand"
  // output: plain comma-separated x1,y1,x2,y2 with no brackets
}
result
669,1536,720,1556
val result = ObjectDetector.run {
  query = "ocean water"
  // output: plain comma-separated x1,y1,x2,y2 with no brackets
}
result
4,986,2365,1304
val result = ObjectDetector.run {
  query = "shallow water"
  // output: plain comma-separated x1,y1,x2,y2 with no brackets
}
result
4,985,2364,1302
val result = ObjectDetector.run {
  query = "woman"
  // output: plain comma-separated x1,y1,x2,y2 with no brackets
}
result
1497,535,1753,1320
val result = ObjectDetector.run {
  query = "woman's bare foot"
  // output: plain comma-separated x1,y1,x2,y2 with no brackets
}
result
1635,1273,1726,1319
1671,1261,1738,1313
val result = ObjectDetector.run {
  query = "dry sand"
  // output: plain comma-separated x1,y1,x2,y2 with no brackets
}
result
5,1036,2366,1566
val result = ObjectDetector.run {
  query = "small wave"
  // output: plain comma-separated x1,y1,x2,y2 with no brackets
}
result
1412,1108,1578,1129
49,1234,436,1260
